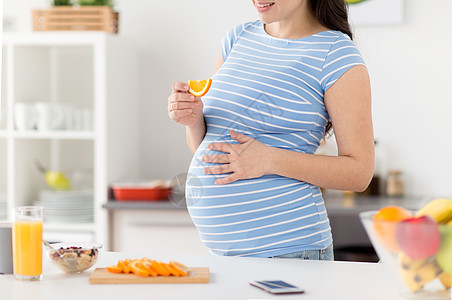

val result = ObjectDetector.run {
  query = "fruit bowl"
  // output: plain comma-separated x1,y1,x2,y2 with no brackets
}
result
360,210,451,299
46,243,102,274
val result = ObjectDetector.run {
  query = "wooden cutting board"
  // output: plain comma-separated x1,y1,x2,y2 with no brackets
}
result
89,267,209,284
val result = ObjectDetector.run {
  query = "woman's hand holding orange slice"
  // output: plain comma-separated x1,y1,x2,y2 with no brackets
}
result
167,80,211,127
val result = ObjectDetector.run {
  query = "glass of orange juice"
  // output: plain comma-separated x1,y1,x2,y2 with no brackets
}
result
12,206,43,281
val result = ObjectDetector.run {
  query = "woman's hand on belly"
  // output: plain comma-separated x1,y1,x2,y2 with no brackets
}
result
202,130,272,185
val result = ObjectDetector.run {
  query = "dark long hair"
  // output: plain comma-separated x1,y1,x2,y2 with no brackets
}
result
310,0,352,135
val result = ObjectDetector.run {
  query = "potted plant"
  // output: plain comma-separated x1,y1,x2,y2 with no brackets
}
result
51,0,114,8
52,0,72,5
78,0,114,8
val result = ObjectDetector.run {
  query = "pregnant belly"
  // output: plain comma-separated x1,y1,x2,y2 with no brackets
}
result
184,136,330,256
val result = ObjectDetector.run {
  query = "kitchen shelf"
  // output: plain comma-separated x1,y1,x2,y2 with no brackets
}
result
3,32,113,46
12,130,95,140
104,200,186,211
0,32,141,249
0,130,96,139
44,222,97,232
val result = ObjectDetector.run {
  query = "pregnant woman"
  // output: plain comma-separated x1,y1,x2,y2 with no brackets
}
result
168,0,374,259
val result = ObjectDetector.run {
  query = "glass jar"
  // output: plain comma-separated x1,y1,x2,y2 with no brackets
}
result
386,170,404,197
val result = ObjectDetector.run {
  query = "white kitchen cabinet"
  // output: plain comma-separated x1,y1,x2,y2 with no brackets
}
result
0,32,141,248
111,209,209,255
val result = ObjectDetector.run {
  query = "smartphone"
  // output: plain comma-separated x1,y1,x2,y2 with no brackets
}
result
249,280,305,295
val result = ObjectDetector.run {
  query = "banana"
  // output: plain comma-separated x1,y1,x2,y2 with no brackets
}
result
399,254,429,272
415,258,443,285
400,267,424,292
416,199,452,223
439,272,452,290
398,254,443,292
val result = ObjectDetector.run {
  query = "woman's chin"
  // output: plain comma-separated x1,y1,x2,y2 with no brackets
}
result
259,16,276,25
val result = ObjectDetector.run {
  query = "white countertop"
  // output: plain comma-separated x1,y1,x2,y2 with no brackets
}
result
0,251,405,300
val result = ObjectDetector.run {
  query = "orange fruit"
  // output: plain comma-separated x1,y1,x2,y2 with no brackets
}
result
117,260,130,274
169,261,188,277
129,261,149,277
167,264,181,277
149,260,171,276
373,206,413,253
141,261,158,277
107,257,189,277
106,265,122,273
187,79,212,97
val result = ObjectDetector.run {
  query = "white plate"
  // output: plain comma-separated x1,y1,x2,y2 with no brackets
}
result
38,203,93,207
44,219,93,224
45,216,93,219
40,208,93,212
38,198,93,203
47,210,93,214
44,212,94,216
44,211,94,215
45,215,93,219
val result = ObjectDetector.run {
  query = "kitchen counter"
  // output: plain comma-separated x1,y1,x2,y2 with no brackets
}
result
0,251,405,300
103,193,428,258
324,192,425,215
103,200,186,210
103,192,427,212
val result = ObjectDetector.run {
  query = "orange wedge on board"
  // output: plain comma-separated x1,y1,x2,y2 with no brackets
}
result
106,257,189,277
169,261,188,277
106,265,122,273
150,261,171,276
167,264,181,277
141,260,158,277
187,79,212,97
129,261,149,277
117,260,130,274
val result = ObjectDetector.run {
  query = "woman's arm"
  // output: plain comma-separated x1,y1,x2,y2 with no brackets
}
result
185,49,224,154
202,65,374,192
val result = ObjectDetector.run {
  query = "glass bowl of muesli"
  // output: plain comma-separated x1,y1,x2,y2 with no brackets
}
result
46,243,102,273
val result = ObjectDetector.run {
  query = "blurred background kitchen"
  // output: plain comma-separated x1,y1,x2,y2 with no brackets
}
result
0,0,451,262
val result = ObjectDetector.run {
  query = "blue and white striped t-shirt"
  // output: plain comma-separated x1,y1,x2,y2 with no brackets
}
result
185,20,366,258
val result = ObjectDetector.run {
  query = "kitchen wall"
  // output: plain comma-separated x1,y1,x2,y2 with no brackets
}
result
4,0,452,197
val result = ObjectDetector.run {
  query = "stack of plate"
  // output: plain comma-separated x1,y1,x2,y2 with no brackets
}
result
0,195,6,220
34,189,93,224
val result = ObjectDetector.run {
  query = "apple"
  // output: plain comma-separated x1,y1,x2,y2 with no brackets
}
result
395,215,441,259
45,170,71,191
436,225,452,274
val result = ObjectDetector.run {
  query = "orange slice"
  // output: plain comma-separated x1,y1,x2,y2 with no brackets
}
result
108,258,189,277
106,265,122,273
169,261,188,277
167,264,181,277
149,260,171,276
129,261,149,277
117,260,130,274
187,79,212,97
141,261,158,277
